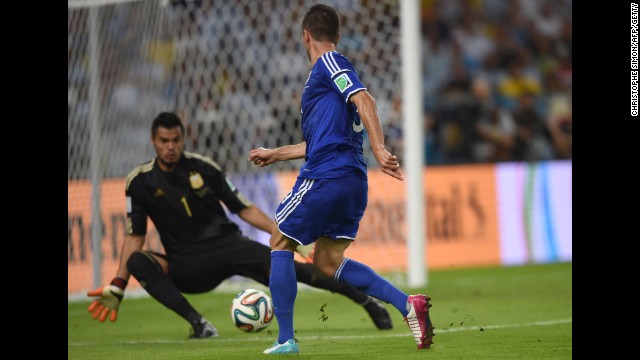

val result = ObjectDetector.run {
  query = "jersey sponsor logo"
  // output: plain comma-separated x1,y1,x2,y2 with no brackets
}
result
154,188,165,198
189,171,204,189
353,121,364,133
334,73,353,93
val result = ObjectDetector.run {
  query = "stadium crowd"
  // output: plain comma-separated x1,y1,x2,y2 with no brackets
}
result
414,0,572,165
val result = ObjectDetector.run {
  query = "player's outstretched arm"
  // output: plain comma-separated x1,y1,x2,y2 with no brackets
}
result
248,142,306,167
86,234,145,323
238,205,275,235
350,91,403,181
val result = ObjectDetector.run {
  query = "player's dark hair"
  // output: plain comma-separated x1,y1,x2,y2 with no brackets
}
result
152,112,185,137
302,4,340,43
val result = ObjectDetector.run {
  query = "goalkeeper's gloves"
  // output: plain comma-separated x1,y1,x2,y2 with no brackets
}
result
86,277,127,322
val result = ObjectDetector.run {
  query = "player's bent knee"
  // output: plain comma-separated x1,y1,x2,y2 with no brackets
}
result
313,259,340,278
127,251,165,281
270,232,298,252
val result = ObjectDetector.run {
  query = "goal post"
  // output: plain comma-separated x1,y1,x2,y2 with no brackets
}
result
400,0,426,288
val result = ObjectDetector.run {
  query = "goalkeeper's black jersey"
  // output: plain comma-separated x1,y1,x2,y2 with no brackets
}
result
125,152,253,256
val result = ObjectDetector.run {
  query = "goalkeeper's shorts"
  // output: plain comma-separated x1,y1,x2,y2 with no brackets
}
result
153,233,272,294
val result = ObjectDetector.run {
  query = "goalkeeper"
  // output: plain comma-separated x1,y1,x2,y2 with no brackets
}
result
86,112,392,338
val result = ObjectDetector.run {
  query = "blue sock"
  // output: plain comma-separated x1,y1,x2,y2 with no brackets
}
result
335,258,409,316
270,250,297,344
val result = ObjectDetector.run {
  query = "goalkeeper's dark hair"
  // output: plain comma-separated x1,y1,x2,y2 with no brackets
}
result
152,112,185,137
302,4,340,44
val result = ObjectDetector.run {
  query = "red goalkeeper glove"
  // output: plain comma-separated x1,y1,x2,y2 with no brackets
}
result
86,277,127,322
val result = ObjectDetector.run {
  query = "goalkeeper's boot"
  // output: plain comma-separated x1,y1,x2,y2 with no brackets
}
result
189,318,219,339
363,297,393,329
263,339,299,355
404,294,435,349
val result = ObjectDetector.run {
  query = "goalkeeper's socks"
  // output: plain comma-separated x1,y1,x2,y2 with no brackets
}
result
270,250,297,344
335,258,410,317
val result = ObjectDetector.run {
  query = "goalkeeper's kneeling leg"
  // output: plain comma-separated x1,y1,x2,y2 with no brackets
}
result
126,251,166,287
126,251,203,326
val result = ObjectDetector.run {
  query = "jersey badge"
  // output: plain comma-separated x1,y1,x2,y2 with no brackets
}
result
154,189,165,198
189,171,204,189
334,73,353,93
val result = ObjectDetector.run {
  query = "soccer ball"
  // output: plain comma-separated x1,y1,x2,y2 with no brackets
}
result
230,288,274,332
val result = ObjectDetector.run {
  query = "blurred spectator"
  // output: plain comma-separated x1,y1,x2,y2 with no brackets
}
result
511,92,554,161
431,0,464,31
503,0,535,51
546,99,572,159
554,20,572,62
443,48,473,94
420,0,453,42
423,112,443,165
471,76,516,162
554,51,572,90
532,1,563,39
497,56,542,109
530,33,558,79
422,24,454,109
489,20,525,71
544,73,572,159
474,107,516,162
452,10,495,76
431,60,479,164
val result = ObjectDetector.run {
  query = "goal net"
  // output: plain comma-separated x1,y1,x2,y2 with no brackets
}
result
68,0,403,297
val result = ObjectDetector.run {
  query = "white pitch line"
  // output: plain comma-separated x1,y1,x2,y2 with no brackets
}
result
68,318,571,346
435,318,572,333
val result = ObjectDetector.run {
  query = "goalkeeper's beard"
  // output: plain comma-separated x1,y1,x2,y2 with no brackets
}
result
158,157,178,171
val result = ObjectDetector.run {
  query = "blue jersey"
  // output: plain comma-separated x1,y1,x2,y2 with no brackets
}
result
299,51,368,179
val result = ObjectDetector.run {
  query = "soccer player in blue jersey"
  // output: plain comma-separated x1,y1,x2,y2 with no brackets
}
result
249,4,434,355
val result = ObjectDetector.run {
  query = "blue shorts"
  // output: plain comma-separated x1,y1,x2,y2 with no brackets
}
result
275,173,368,246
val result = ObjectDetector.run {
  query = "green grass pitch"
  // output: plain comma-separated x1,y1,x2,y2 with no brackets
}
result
68,262,571,359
